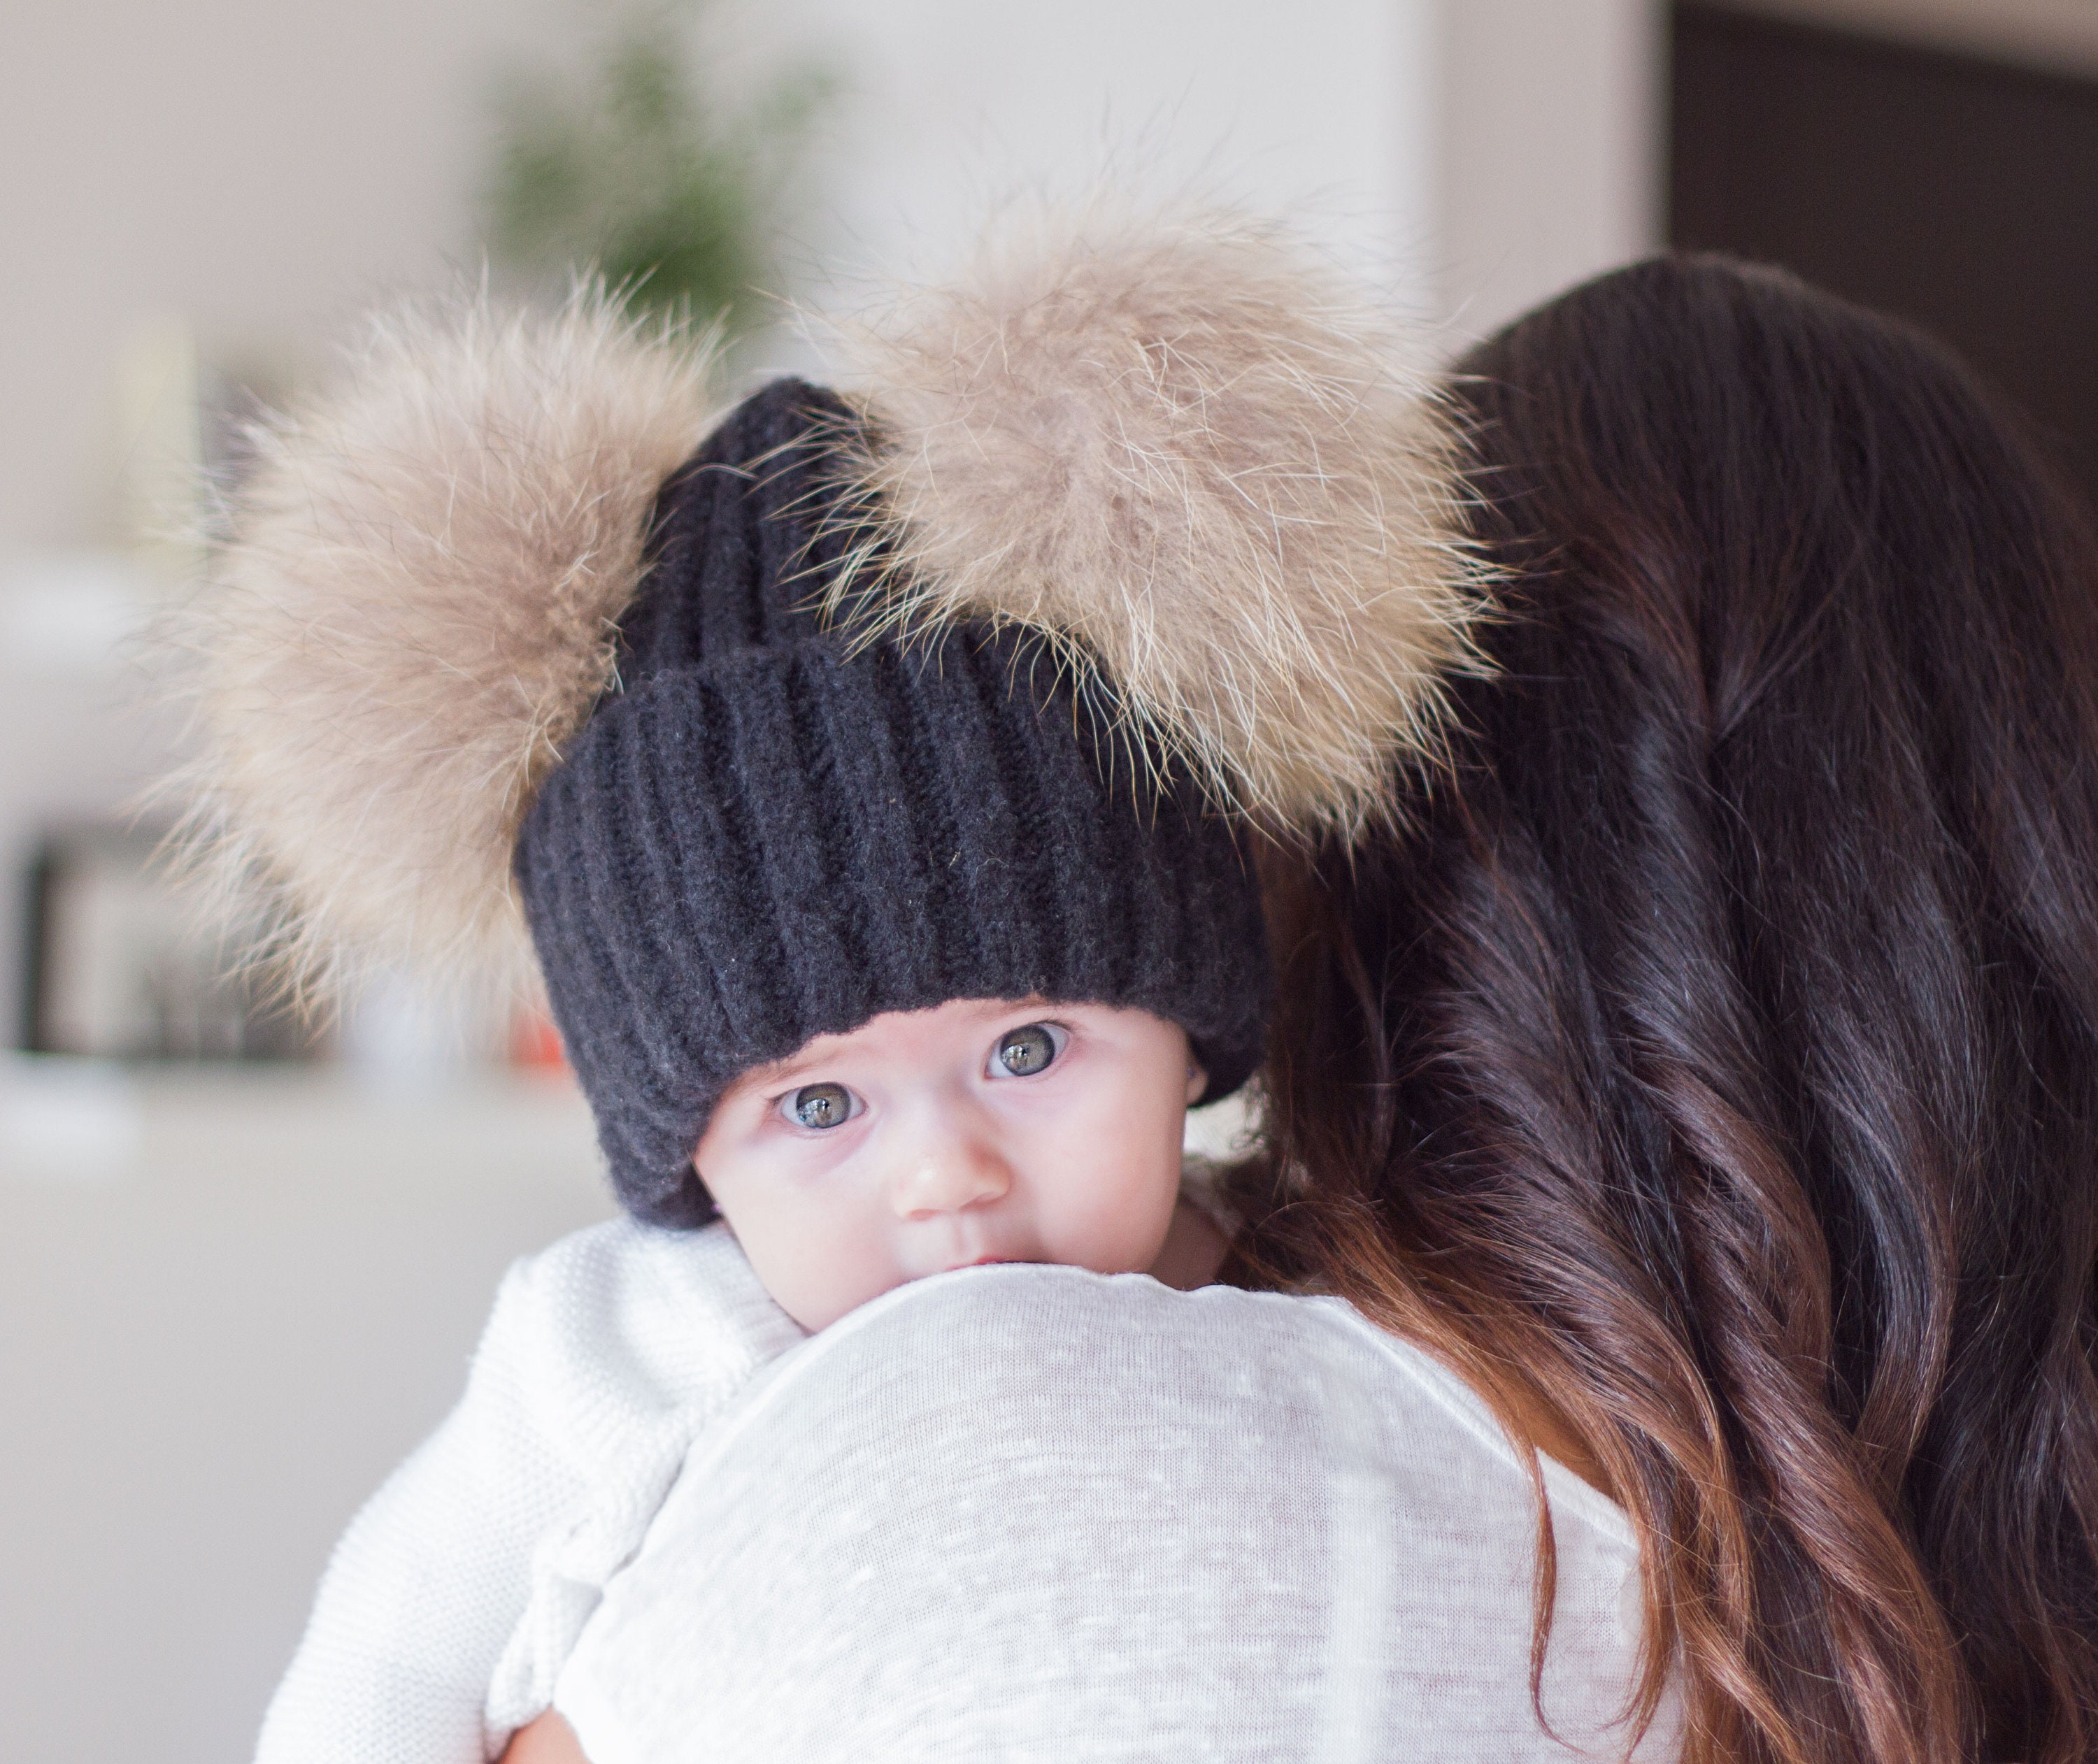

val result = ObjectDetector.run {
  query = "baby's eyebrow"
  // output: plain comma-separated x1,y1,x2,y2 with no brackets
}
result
739,1035,876,1089
741,1051,827,1088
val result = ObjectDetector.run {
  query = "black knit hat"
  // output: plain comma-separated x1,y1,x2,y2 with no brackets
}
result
515,378,1269,1224
178,210,1487,1225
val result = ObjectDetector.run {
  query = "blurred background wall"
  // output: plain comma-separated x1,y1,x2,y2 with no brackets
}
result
0,0,1657,564
2,1,2091,1759
1672,0,2098,510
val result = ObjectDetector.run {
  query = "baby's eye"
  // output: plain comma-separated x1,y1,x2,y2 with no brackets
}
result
990,1022,1064,1079
782,1082,859,1131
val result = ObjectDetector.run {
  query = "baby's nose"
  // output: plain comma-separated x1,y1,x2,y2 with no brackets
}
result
890,1125,1013,1219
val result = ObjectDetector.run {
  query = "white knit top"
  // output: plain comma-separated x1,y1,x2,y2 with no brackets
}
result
256,1220,1678,1763
253,1219,807,1764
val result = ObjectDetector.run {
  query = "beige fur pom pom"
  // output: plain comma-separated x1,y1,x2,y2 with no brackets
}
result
171,289,721,998
828,207,1490,832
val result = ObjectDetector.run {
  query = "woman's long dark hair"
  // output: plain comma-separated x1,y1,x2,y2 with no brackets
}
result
1250,257,2098,1764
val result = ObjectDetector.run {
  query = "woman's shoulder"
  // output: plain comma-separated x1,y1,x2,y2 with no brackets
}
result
558,1265,1675,1762
707,1266,1648,1616
1285,1293,1641,1547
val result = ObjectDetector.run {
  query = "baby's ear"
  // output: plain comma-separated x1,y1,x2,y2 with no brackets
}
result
1185,1060,1208,1107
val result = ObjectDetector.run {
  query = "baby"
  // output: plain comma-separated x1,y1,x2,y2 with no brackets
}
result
192,215,1473,1763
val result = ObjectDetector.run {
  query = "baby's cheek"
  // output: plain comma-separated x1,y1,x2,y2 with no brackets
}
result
776,1224,909,1333
1055,1146,1183,1272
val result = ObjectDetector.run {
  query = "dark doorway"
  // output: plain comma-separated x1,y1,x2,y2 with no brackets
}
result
1671,3,2098,512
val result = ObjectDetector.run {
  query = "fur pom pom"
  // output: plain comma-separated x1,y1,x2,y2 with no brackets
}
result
829,207,1490,831
171,289,721,997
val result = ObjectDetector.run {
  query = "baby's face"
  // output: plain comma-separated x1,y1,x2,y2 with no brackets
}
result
694,998,1204,1331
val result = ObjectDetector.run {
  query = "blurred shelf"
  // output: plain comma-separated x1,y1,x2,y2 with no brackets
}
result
0,1056,605,1200
0,1059,617,1764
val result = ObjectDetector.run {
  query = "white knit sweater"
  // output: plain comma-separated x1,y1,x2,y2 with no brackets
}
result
252,1219,807,1764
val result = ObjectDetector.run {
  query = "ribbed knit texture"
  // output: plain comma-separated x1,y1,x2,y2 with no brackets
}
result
515,380,1269,1225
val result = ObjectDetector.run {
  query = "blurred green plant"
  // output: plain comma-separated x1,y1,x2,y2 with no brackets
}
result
484,1,836,334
